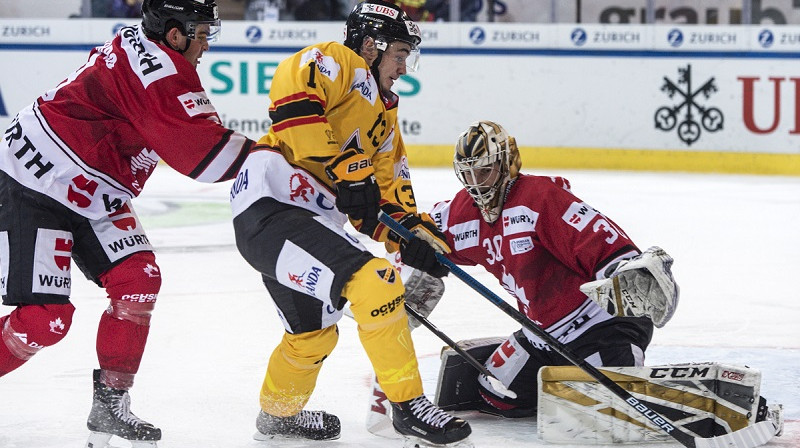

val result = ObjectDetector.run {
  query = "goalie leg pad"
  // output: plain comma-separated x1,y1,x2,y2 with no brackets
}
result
538,363,768,444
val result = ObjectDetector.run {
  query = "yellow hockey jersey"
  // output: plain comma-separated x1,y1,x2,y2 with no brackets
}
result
258,41,418,245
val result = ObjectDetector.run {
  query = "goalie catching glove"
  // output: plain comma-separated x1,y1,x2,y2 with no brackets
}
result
324,148,381,234
388,213,450,278
580,246,679,328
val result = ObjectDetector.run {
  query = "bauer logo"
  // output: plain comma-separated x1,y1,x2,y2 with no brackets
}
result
502,206,538,236
450,219,480,251
562,202,598,232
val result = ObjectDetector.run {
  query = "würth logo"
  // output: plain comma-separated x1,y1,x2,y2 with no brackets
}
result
655,64,723,146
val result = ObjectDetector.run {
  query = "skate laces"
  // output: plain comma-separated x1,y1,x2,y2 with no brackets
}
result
294,410,324,429
408,396,454,428
110,391,148,426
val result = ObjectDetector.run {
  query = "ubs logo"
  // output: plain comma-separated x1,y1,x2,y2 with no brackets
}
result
655,64,723,146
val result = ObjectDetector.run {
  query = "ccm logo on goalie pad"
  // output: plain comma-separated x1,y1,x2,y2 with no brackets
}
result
562,201,598,231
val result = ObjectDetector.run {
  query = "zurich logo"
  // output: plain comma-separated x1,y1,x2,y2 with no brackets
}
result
570,28,587,46
469,27,486,45
758,29,774,48
667,29,683,47
246,26,263,43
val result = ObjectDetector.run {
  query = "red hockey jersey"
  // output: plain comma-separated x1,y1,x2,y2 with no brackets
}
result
1,25,254,219
430,174,640,343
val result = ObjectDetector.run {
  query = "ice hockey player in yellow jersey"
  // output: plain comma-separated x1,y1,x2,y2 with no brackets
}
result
229,1,472,446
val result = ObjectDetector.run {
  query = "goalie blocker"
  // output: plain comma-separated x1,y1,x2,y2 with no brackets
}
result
435,339,783,444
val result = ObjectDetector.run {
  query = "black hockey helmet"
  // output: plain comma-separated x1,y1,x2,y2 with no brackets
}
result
344,1,422,70
141,0,220,42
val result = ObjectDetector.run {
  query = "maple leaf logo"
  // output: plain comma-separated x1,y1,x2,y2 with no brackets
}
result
49,317,65,335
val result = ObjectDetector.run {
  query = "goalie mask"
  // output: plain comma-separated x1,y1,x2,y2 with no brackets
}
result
142,0,220,44
454,121,521,224
344,1,422,72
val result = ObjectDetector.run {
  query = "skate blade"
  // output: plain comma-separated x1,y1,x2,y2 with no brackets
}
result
253,431,341,443
86,432,157,448
402,435,475,448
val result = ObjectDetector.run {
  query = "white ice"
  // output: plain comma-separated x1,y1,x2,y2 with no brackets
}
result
1,166,798,448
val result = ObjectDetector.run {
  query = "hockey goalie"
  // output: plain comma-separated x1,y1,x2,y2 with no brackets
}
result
371,120,784,445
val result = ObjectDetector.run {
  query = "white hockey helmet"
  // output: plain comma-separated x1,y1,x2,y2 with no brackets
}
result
453,121,521,223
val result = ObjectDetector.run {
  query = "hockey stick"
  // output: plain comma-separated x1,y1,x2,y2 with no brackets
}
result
378,211,778,448
404,304,516,399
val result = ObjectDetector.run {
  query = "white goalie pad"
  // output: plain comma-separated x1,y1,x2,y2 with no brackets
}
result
580,246,679,328
538,363,768,444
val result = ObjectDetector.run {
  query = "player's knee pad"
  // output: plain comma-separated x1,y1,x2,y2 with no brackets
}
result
279,325,339,366
343,258,406,330
1,303,75,360
100,252,160,326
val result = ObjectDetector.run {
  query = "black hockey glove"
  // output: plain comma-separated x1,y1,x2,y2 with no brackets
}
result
325,148,381,234
392,213,450,278
400,237,449,278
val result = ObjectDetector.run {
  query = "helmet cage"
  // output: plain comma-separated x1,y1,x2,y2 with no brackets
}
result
453,121,514,223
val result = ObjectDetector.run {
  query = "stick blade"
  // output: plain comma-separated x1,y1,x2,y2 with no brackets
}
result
694,421,778,448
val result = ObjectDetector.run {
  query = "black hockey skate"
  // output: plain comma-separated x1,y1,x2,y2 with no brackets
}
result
86,369,161,448
392,395,472,447
254,409,341,441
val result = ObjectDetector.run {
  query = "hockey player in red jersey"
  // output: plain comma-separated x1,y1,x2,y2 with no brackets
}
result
0,1,255,446
230,1,471,446
424,120,679,417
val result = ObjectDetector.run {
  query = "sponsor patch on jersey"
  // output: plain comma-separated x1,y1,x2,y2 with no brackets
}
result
32,229,73,296
352,67,378,104
394,155,410,179
299,48,341,82
178,91,215,117
502,206,538,236
0,231,8,296
562,201,598,231
450,219,480,251
89,203,153,262
120,26,177,89
509,236,534,255
376,268,397,284
361,3,399,19
276,240,335,306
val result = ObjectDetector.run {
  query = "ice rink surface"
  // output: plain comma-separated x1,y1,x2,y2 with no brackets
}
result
1,166,798,448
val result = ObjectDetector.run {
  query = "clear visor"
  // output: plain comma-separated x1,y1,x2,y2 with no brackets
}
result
376,37,420,72
186,20,221,43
